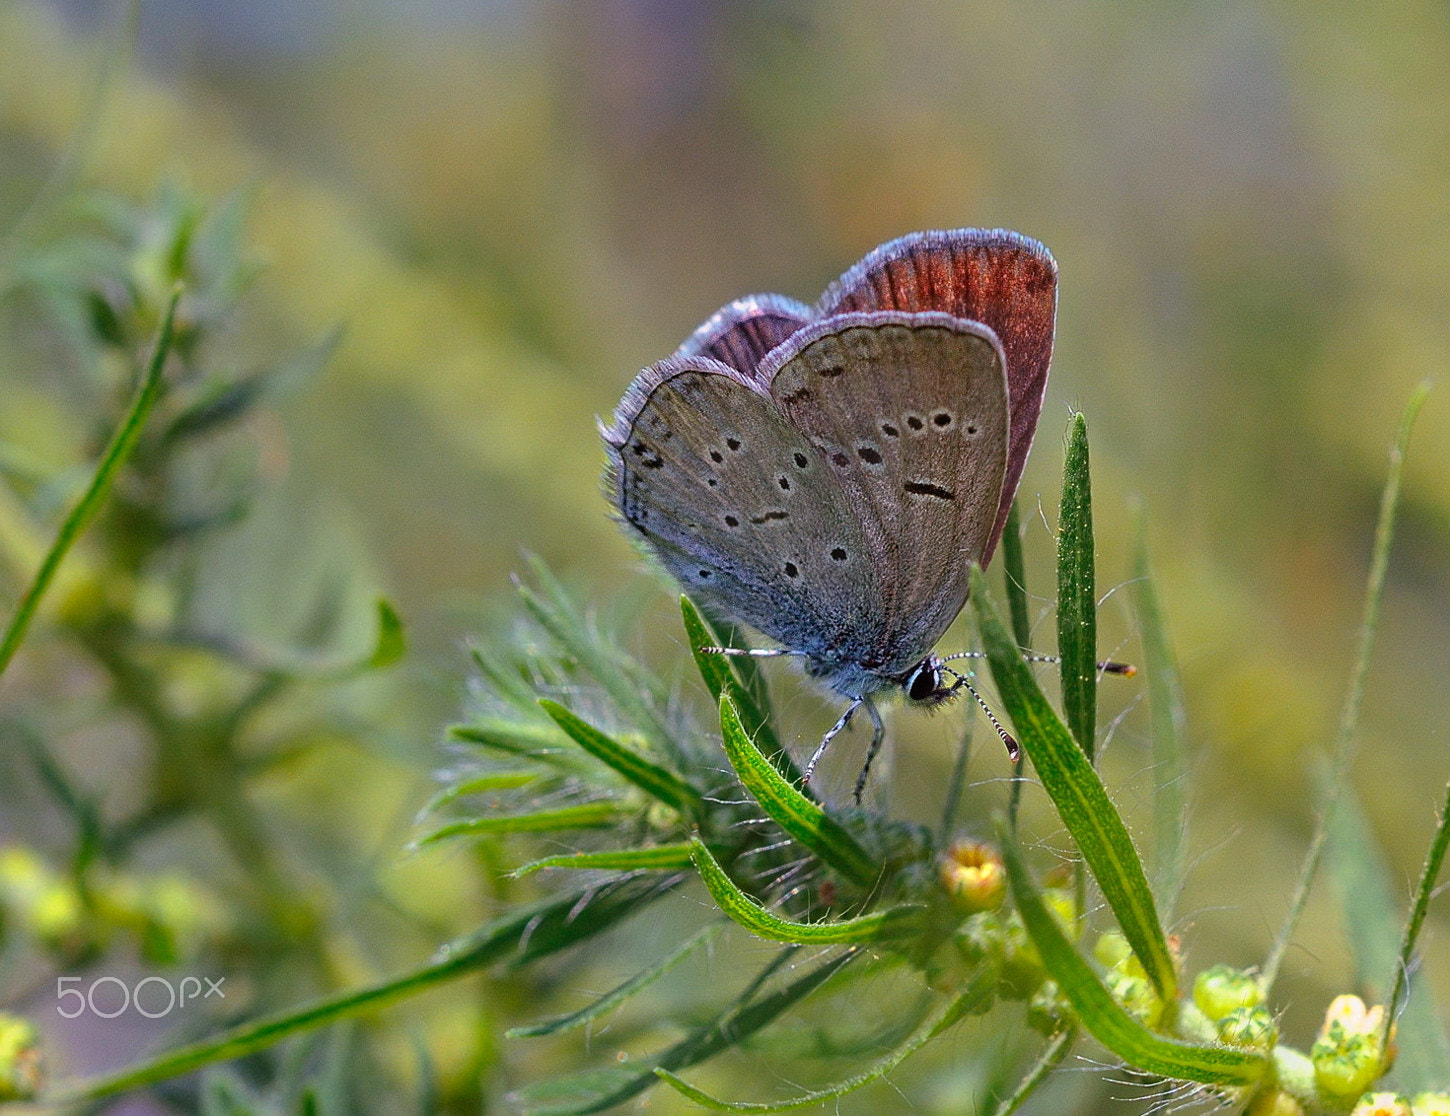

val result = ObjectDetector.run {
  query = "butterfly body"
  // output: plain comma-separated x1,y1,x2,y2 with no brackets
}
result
603,229,1057,790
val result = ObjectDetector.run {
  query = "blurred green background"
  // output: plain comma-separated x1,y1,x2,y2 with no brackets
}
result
2,0,1448,1111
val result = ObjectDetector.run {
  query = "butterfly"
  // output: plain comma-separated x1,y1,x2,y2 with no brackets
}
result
602,229,1058,799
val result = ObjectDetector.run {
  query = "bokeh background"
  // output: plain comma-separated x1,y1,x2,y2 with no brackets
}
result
2,0,1449,1111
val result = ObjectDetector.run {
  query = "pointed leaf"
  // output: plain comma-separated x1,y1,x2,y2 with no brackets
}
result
519,558,680,763
0,288,178,678
1001,500,1033,650
1056,413,1097,758
415,803,623,846
999,821,1266,1087
971,568,1175,999
512,845,698,876
1131,518,1189,917
680,596,791,782
690,839,918,944
1383,781,1450,1090
513,947,860,1116
1262,383,1427,992
656,969,994,1111
508,923,724,1038
539,699,703,819
718,694,878,888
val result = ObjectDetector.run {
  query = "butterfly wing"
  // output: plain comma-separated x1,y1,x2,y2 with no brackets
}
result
761,311,1010,678
675,293,811,387
817,229,1056,563
604,355,885,663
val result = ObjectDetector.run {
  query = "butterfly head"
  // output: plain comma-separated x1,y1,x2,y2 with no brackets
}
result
901,656,960,707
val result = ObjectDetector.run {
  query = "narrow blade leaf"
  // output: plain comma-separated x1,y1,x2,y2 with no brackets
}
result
680,596,790,782
415,803,623,846
1131,516,1189,917
718,694,878,888
512,845,698,877
514,947,860,1116
0,288,179,678
691,839,919,944
539,699,703,819
508,922,724,1038
999,822,1266,1087
1056,413,1097,758
656,969,995,1111
972,567,1175,999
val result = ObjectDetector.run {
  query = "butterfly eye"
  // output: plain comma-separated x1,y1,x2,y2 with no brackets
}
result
906,661,940,702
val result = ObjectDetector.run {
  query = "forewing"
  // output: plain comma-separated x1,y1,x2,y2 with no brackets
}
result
817,229,1055,562
676,294,811,386
605,355,883,660
763,312,1009,675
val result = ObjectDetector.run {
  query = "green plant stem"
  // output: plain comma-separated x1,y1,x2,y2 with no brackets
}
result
0,288,179,679
1261,382,1428,992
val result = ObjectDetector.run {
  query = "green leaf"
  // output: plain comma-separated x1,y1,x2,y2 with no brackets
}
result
1000,499,1033,651
0,287,179,679
655,968,995,1111
362,599,405,670
999,821,1267,1087
690,839,919,944
971,568,1175,999
1262,382,1428,992
513,947,859,1116
983,1027,1077,1116
1056,413,1097,759
508,922,724,1037
415,803,624,846
60,875,677,1104
1383,781,1450,1090
1131,516,1189,918
423,771,544,814
718,694,879,888
512,844,698,876
519,557,680,764
680,596,792,784
539,699,703,820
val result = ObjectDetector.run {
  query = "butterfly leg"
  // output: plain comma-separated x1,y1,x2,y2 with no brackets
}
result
851,697,887,804
803,697,861,784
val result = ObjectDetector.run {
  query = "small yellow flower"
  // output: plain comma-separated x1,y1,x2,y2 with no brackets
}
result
1351,1092,1411,1116
940,841,1006,913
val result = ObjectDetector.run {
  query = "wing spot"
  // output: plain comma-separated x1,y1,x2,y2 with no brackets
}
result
710,450,724,463
904,481,956,501
817,364,846,378
965,424,978,435
697,569,713,580
724,514,740,527
751,510,789,524
726,437,743,451
932,411,954,428
857,445,883,465
793,452,809,468
778,476,791,491
905,414,925,431
707,478,718,487
782,387,813,405
784,562,799,578
830,546,848,562
881,422,899,437
831,451,851,468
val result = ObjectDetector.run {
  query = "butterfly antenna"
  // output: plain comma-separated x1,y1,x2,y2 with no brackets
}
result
702,646,807,658
940,650,1136,676
941,666,1020,762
